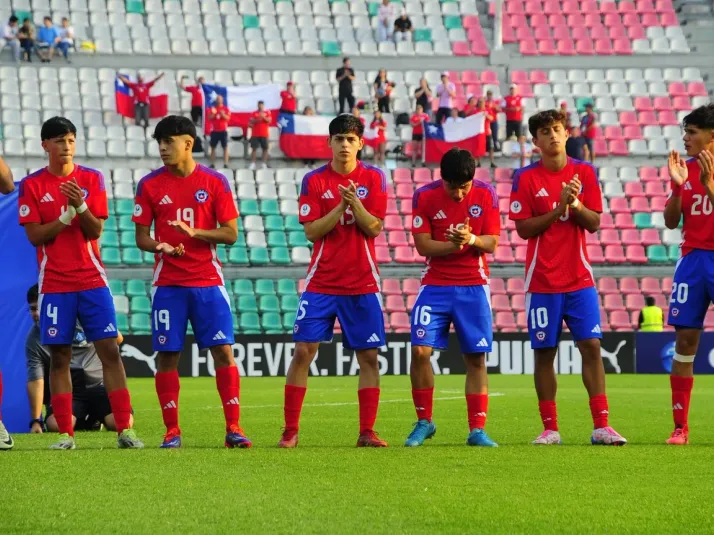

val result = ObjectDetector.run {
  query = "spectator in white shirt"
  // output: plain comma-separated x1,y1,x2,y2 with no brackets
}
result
377,0,395,43
445,108,463,125
56,17,74,63
2,16,21,62
435,72,456,125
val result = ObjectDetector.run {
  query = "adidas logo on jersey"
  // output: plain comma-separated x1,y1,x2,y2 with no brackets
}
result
104,323,116,332
477,338,489,347
41,193,55,203
591,325,601,334
367,333,380,343
213,330,226,340
535,188,548,197
159,195,173,205
226,397,240,406
322,190,335,199
434,210,447,220
684,182,692,190
163,400,177,410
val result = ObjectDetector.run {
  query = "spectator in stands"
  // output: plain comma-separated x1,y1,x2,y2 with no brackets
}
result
580,103,597,162
463,94,477,117
249,100,271,170
504,84,524,140
36,16,60,63
475,97,496,169
414,78,432,119
353,106,366,160
2,16,21,62
410,103,429,167
117,72,166,129
374,69,393,113
180,75,205,126
485,89,500,151
565,126,590,162
207,94,231,168
370,109,388,164
280,81,297,115
302,106,317,167
435,72,456,125
638,296,664,332
17,18,35,62
445,108,463,125
336,57,356,114
560,101,572,130
393,10,413,42
377,0,396,43
56,17,74,63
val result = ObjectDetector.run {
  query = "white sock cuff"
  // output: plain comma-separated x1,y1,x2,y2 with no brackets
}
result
673,353,695,363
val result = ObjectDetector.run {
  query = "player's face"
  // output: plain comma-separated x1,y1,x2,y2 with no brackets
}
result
42,133,75,164
29,301,39,324
443,180,472,202
329,133,364,163
158,135,192,165
533,122,568,157
683,125,714,157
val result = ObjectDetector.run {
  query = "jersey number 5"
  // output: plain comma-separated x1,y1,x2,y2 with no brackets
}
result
340,207,355,226
176,208,195,228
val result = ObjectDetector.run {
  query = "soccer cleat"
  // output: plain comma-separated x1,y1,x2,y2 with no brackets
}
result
249,162,256,171
467,428,498,447
49,433,76,450
117,428,145,449
277,428,299,448
666,427,689,445
591,426,627,446
160,429,182,449
356,430,388,448
404,419,436,447
532,430,562,445
225,425,252,448
0,421,14,450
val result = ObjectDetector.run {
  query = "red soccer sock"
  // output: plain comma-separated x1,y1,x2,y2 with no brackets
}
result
0,370,3,420
412,387,434,422
670,375,694,429
589,394,609,429
216,365,240,430
284,384,307,432
107,388,133,434
466,393,488,430
358,388,380,434
51,392,74,436
155,370,180,433
539,400,559,431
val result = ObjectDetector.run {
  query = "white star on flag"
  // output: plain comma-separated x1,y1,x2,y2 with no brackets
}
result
209,91,218,104
279,117,290,128
428,125,439,134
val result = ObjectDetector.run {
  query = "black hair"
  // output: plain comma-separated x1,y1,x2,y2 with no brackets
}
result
27,284,38,304
683,104,714,130
645,296,656,307
258,100,264,105
329,114,364,137
440,148,475,186
62,17,68,22
41,116,77,140
152,115,196,141
43,15,52,22
9,15,18,24
528,109,568,139
343,57,350,64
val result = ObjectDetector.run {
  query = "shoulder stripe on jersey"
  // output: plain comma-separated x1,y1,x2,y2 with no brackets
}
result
472,179,499,208
412,180,442,210
570,158,599,185
300,164,329,195
77,165,106,192
198,164,232,193
360,162,388,193
18,169,45,195
511,162,539,193
136,166,165,196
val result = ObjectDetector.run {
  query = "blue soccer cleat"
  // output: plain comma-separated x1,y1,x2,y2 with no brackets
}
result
404,419,436,447
467,428,498,447
160,429,182,449
225,425,252,448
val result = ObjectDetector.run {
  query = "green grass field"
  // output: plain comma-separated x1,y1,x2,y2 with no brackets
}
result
3,375,714,534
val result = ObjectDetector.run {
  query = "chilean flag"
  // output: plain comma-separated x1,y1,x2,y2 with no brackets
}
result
278,113,333,160
114,77,168,119
202,83,281,134
362,125,381,149
424,113,487,163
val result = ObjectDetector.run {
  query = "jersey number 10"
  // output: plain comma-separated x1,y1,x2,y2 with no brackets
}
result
176,208,195,228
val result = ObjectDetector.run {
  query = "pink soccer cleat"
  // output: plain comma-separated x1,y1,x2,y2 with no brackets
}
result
591,426,627,445
532,430,562,445
666,427,689,445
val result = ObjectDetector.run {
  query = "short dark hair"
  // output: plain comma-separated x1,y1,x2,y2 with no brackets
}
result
43,15,52,22
257,100,264,105
329,114,364,137
683,104,714,130
152,115,196,141
9,15,18,24
440,148,475,186
62,17,68,22
343,57,350,64
41,116,77,140
27,284,38,304
645,296,656,307
528,109,568,138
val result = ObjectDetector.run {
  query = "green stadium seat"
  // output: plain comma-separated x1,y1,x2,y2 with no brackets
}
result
130,296,152,314
108,279,125,295
368,2,379,15
633,213,653,229
282,312,295,330
414,29,432,42
233,279,254,295
14,11,32,22
187,324,194,335
116,313,129,331
102,247,121,265
576,97,595,113
217,247,227,263
237,295,259,312
255,279,276,295
126,0,146,14
126,279,147,297
104,216,117,232
277,278,297,296
250,247,270,265
264,215,285,231
668,245,680,261
232,314,239,332
121,248,143,265
235,233,246,246
268,231,288,247
260,200,280,216
647,245,669,263
120,231,136,247
259,295,281,313
321,41,341,56
288,231,309,247
118,215,134,231
261,313,283,331
240,312,261,331
239,199,260,216
143,251,155,264
243,15,260,28
229,247,249,264
133,331,151,336
443,16,462,29
115,199,134,215
271,247,291,265
101,231,119,248
285,215,302,231
281,295,299,312
130,313,151,332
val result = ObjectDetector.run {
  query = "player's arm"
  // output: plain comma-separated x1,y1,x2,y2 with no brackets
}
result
339,181,384,238
0,156,14,194
567,174,600,233
169,218,238,245
303,202,347,242
664,150,686,229
59,179,103,239
135,224,185,256
446,217,499,253
697,150,714,205
414,233,461,256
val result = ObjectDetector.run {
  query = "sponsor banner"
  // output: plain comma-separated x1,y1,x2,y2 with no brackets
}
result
636,332,714,374
120,333,635,378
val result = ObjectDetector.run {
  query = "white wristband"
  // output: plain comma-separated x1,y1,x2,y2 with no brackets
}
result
59,205,76,225
76,201,88,214
570,198,580,209
468,234,477,246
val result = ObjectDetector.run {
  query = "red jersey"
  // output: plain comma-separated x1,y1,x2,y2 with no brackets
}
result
509,158,602,293
668,159,714,256
126,80,155,104
299,162,388,295
250,110,271,138
208,106,230,132
280,90,296,113
581,112,597,139
184,85,203,107
504,95,523,122
410,113,429,135
132,164,238,288
370,119,386,142
18,166,109,294
412,180,500,286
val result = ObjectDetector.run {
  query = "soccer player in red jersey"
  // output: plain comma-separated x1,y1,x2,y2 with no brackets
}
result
0,156,14,450
133,115,250,449
508,110,627,446
278,114,388,448
662,104,714,445
18,117,142,450
406,148,500,447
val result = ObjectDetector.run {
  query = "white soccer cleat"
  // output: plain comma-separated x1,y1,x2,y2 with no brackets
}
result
591,426,627,446
0,421,14,450
532,429,562,445
249,162,256,170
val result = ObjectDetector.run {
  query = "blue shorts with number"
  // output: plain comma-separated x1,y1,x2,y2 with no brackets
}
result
39,287,117,345
410,285,493,353
526,287,602,349
293,291,385,350
668,250,714,329
151,286,234,351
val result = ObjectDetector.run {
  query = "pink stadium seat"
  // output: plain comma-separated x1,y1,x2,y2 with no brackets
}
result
499,198,510,215
517,26,534,39
653,294,667,309
604,126,623,140
492,294,512,312
396,184,413,200
600,0,618,12
614,213,635,229
388,231,408,247
626,294,646,311
610,311,633,330
375,233,387,247
406,294,417,312
668,82,687,97
641,229,662,245
544,0,561,14
516,312,528,329
619,111,638,126
604,294,626,311
386,184,396,199
382,279,402,295
662,277,673,294
650,197,667,212
623,125,644,139
399,200,412,216
403,278,420,295
613,39,633,54
549,14,567,26
624,182,646,197
463,16,481,29
473,168,491,181
390,312,410,331
605,245,627,263
673,96,692,111
641,277,661,293
432,168,442,181
512,294,526,312
609,197,630,214
619,1,636,12
575,39,595,54
636,0,656,13
413,168,432,184
535,25,552,39
658,165,669,179
630,198,650,212
516,83,534,97
635,97,654,112
620,277,640,294
555,40,575,54
591,26,609,39
514,246,527,263
531,13,548,26
453,42,472,56
567,13,586,27
462,70,479,84
596,139,613,155
654,97,673,111
600,229,620,246
393,246,414,264
587,245,605,263
392,168,412,183
553,26,571,40
586,231,600,245
383,215,404,231
519,40,539,55
639,166,659,181
604,13,622,26
638,111,658,126
658,111,679,126
595,39,614,54
491,278,506,295
688,82,708,97
506,278,525,294
656,0,674,11
496,183,512,198
598,277,619,294
510,232,527,247
626,245,648,263
529,70,549,83
386,199,399,215
375,247,392,263
600,213,615,229
495,312,517,330
480,70,499,84
511,70,529,84
659,12,678,26
495,247,515,263
623,25,644,39
385,295,406,313
622,13,641,26
562,0,579,13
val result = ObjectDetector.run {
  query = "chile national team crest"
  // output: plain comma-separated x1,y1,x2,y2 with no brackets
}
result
356,186,369,199
158,335,167,345
536,331,546,341
195,189,209,203
469,204,483,218
81,188,89,199
47,327,58,338
416,327,426,339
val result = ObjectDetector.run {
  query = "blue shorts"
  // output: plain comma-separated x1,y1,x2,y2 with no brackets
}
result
293,291,385,350
526,287,602,349
39,287,117,345
410,285,493,353
668,250,714,329
151,286,234,351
